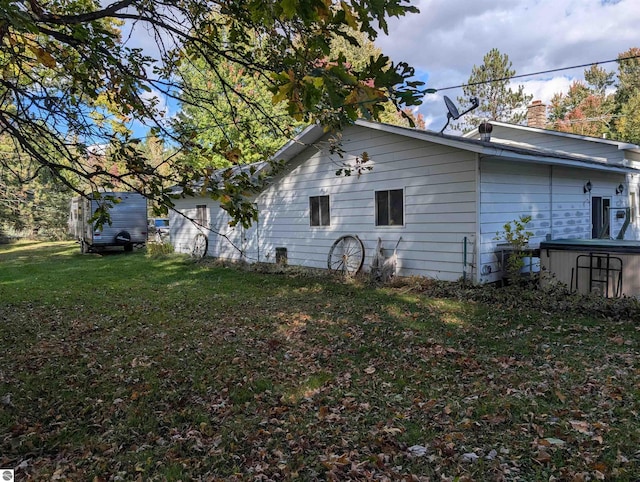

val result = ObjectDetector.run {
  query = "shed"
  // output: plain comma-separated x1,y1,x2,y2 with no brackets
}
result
169,119,640,284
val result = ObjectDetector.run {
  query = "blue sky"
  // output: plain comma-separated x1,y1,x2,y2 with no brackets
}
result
123,0,640,137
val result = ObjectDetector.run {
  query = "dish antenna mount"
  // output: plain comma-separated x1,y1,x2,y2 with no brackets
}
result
439,96,479,133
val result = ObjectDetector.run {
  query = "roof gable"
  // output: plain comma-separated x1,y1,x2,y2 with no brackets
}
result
271,120,640,175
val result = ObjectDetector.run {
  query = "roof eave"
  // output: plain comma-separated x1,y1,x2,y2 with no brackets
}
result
354,119,640,174
487,120,640,151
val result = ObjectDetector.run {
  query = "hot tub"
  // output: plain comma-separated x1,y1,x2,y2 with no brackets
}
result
540,239,640,297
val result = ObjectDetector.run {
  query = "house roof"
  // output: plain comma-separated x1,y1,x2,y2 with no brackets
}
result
170,161,272,195
274,119,640,174
463,120,640,154
176,119,640,196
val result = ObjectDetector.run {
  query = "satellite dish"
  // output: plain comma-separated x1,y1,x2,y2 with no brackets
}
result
444,96,460,120
439,96,480,133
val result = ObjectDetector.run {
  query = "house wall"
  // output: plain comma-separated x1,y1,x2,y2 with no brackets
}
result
478,158,629,283
170,122,639,285
170,199,250,260
173,124,478,281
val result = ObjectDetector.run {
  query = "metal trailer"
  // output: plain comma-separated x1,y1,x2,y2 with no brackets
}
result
68,192,147,253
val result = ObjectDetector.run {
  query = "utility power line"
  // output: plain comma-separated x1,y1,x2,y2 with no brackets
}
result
433,54,640,92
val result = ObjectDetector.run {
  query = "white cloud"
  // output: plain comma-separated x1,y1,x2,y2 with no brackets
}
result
376,0,640,130
115,0,639,134
140,89,169,118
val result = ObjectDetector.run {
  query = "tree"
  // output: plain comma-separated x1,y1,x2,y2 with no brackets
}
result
0,134,70,238
615,90,640,145
175,24,423,173
175,23,304,170
613,48,640,108
548,49,640,141
547,68,615,138
454,48,532,132
0,1,424,228
611,48,640,143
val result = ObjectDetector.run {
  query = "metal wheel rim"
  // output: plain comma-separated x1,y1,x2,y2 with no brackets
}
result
192,233,208,258
328,235,365,274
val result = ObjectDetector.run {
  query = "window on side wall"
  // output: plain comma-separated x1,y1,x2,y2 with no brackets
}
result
196,204,207,228
632,190,638,223
310,195,330,226
375,189,404,226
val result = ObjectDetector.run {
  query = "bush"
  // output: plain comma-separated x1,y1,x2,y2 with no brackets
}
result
146,241,174,257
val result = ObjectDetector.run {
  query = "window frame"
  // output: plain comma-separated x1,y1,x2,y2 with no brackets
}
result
375,188,404,227
195,204,208,228
309,195,331,227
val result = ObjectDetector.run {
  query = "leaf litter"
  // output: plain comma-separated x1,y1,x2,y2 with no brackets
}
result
0,244,639,480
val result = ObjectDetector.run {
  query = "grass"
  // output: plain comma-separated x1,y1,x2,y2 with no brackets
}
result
0,241,639,481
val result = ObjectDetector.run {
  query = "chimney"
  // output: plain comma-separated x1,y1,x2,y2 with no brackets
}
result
527,100,546,128
478,121,493,142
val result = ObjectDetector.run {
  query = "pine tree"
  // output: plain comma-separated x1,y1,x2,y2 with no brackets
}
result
454,49,532,133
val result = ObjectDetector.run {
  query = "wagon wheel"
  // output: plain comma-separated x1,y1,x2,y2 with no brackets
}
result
328,235,365,275
191,232,208,258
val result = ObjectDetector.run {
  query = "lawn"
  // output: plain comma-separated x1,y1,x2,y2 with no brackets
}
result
0,241,639,481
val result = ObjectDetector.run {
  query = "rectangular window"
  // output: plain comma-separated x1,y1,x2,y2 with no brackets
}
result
310,195,330,226
375,189,404,226
632,190,638,223
196,204,207,228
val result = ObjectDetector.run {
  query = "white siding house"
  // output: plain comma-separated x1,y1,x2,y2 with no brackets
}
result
170,119,640,284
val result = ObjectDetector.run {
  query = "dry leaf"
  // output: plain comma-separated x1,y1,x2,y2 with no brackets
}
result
569,420,591,434
318,406,329,420
535,449,552,463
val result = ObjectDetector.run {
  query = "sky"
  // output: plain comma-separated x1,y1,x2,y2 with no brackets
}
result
122,0,640,137
373,0,640,132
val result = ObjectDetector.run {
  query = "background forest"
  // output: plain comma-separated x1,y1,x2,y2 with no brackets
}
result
1,38,639,240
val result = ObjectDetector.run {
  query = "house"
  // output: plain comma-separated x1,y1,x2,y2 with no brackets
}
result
169,117,640,284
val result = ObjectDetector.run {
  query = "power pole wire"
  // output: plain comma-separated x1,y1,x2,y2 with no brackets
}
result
432,54,640,92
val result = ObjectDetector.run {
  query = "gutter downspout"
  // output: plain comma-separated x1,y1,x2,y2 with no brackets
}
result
549,165,553,240
475,152,482,283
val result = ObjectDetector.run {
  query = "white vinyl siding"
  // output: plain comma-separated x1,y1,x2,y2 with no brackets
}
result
478,159,628,283
170,121,639,284
236,124,477,280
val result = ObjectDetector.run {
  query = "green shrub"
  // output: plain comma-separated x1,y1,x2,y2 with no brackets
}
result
146,241,174,257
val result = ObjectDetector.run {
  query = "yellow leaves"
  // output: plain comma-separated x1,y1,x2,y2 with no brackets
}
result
28,44,56,68
340,1,359,29
224,147,241,164
272,70,295,105
344,84,386,110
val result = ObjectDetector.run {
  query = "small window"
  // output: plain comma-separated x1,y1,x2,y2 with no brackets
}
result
632,190,638,223
310,195,330,226
375,189,404,226
196,204,207,227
